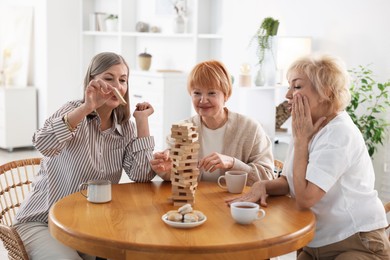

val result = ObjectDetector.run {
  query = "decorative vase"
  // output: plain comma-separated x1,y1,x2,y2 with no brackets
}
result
173,15,186,33
138,51,152,71
254,67,265,86
263,37,278,86
105,19,118,32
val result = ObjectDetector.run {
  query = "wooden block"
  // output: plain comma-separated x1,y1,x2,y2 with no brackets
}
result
172,158,198,164
173,142,200,149
173,199,195,206
171,194,195,200
171,122,195,129
173,137,199,145
171,181,198,188
171,187,196,196
171,170,199,179
171,151,199,158
172,165,198,171
171,131,198,139
171,150,195,157
171,155,198,163
171,181,198,190
171,168,200,176
172,159,198,166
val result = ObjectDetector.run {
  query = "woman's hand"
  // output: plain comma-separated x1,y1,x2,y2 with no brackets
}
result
84,79,114,112
292,94,326,144
198,152,234,172
133,102,154,119
133,102,154,138
225,181,269,207
150,149,172,174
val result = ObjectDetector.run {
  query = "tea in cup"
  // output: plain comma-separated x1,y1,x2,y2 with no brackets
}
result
230,201,266,225
217,171,248,194
79,180,111,203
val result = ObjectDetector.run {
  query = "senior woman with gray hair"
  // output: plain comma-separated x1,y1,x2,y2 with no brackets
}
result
227,54,390,259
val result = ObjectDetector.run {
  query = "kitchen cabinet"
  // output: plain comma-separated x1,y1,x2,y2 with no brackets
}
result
0,87,37,151
129,71,191,151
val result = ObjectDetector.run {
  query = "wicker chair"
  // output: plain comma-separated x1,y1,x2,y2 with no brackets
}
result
0,158,41,260
385,201,390,241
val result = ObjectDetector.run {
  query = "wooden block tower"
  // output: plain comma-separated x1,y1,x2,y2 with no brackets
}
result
170,122,200,206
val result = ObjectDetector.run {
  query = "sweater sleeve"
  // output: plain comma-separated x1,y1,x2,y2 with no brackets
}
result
223,111,275,186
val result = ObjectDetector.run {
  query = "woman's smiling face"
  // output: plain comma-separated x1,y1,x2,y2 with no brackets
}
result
190,87,226,119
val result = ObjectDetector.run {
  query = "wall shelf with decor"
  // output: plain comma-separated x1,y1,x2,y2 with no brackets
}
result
81,0,224,73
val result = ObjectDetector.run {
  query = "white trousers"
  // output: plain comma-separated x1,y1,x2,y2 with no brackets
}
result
14,221,95,260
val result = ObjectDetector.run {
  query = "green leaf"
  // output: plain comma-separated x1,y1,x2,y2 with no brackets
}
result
346,64,390,158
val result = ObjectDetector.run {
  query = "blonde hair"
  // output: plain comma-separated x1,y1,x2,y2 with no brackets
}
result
287,54,351,111
187,60,232,99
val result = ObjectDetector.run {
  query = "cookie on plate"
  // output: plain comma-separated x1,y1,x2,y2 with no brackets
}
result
178,203,193,214
192,210,206,221
167,211,183,222
183,213,199,223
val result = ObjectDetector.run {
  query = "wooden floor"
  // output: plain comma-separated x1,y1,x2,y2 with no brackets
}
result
0,147,296,260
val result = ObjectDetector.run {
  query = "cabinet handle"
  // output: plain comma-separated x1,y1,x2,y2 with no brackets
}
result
133,94,143,98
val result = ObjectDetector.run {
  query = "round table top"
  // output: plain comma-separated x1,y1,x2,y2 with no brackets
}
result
49,181,315,260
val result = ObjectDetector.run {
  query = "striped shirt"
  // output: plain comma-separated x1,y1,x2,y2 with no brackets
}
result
15,100,155,224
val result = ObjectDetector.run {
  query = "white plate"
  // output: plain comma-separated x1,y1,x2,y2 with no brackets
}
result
161,214,207,229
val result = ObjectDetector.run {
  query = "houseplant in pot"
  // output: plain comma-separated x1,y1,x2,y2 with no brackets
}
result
346,65,390,157
105,14,118,32
250,17,279,86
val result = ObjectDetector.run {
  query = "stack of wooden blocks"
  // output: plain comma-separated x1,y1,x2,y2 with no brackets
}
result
170,122,200,206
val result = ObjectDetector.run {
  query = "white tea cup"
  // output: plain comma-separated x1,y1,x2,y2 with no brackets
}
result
217,171,248,194
79,180,111,203
230,201,266,225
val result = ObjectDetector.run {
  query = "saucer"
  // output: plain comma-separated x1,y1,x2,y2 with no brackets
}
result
161,214,207,229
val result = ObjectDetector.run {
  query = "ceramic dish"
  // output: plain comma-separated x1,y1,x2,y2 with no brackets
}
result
161,214,207,229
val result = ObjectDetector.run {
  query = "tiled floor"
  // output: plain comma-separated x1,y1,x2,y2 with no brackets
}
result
0,147,296,260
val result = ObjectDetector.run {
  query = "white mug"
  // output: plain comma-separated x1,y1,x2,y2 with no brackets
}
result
217,171,248,194
230,201,266,225
79,180,111,203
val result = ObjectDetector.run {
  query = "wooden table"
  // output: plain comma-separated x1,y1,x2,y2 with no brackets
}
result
49,181,315,260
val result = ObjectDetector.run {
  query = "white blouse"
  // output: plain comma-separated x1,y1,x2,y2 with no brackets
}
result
283,111,388,247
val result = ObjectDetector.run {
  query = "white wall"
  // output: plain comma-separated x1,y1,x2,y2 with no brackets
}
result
35,0,82,127
219,0,390,200
220,0,390,81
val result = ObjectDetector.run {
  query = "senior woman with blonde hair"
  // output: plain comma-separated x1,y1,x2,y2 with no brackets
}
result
227,54,390,259
151,60,275,185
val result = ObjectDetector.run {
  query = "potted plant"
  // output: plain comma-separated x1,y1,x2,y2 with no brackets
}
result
251,17,279,67
105,14,118,32
250,17,279,86
346,65,390,157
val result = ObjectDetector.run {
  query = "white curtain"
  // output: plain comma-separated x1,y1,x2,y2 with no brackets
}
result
0,5,33,86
